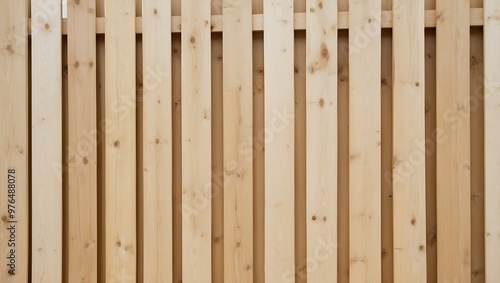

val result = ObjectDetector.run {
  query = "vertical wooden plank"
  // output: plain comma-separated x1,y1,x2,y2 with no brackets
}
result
31,0,63,281
141,0,172,281
222,0,253,282
105,0,137,281
484,0,500,281
181,0,211,281
305,0,337,281
348,0,381,282
264,0,295,282
392,0,427,281
0,0,29,282
67,0,97,281
436,0,471,281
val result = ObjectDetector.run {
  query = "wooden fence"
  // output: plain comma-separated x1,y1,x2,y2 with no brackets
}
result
0,0,499,282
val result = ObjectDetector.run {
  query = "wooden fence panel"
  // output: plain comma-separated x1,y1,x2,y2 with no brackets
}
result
484,0,500,281
264,0,295,282
67,0,97,281
305,0,337,282
348,0,382,282
0,1,29,282
222,0,253,282
436,0,471,282
31,0,62,281
181,0,212,281
104,0,137,281
392,0,427,282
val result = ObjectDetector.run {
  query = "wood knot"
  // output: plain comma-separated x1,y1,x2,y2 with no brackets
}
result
415,81,420,87
236,242,241,247
83,157,89,165
419,245,425,251
113,140,120,148
116,240,121,247
45,23,50,30
154,8,158,14
319,98,325,108
411,217,416,225
74,61,80,68
155,138,160,144
318,2,323,9
190,36,196,44
6,44,14,55
89,61,94,68
312,215,317,221
320,43,329,61
75,0,80,4
1,215,7,222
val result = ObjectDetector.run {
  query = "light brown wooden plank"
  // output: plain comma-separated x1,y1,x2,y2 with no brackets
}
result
141,0,172,281
26,8,487,35
0,1,29,282
222,0,253,282
264,0,295,281
104,0,137,281
436,0,471,281
392,0,427,281
31,0,63,281
305,0,337,281
348,0,382,282
67,0,98,281
181,0,212,281
484,0,500,281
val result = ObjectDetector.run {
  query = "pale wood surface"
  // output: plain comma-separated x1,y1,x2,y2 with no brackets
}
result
31,0,63,281
264,0,295,281
181,0,212,281
141,0,172,281
305,0,337,281
104,0,137,281
392,0,427,281
348,0,382,282
67,0,98,281
222,0,254,282
484,0,500,281
436,0,471,282
0,0,29,282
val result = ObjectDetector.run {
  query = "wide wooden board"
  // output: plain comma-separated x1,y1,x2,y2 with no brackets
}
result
0,0,29,282
392,0,427,281
31,0,63,281
348,0,382,282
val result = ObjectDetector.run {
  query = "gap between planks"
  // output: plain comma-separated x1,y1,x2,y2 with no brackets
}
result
27,8,484,35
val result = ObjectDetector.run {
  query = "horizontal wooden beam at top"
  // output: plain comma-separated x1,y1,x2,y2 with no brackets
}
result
28,8,483,35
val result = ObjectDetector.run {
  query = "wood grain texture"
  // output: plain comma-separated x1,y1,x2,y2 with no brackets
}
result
305,0,337,281
484,0,500,281
264,0,295,282
104,0,137,281
141,0,172,281
222,0,254,282
392,0,427,281
31,0,63,281
348,0,381,282
181,0,212,281
435,0,471,282
67,0,97,281
0,0,29,282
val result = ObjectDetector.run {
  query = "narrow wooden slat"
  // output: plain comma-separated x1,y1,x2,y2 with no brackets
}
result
67,0,98,281
0,1,29,282
435,0,471,281
181,0,211,281
264,0,295,281
141,0,172,281
392,0,427,281
305,0,337,281
222,0,253,282
348,0,381,282
104,0,137,281
484,0,500,281
31,0,62,281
